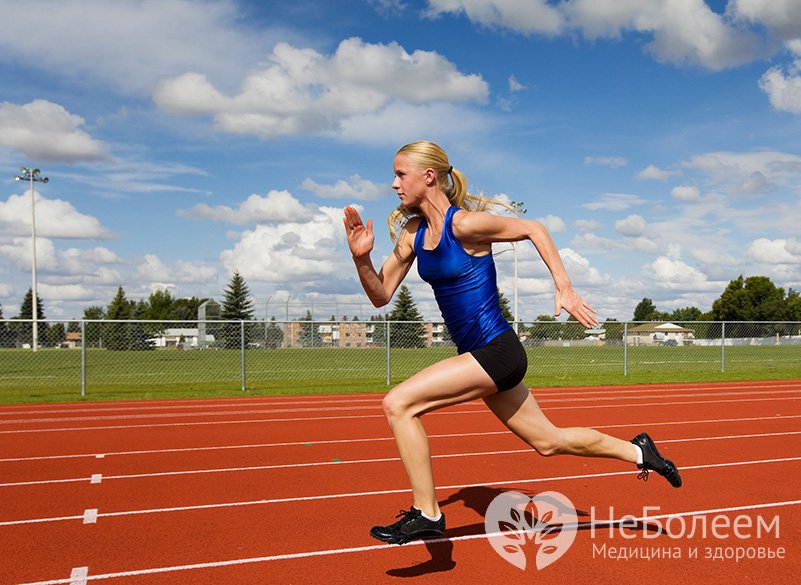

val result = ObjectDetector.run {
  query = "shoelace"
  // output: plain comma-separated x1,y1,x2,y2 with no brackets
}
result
637,468,650,481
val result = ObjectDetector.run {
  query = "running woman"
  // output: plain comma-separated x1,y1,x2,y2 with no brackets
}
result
343,141,681,546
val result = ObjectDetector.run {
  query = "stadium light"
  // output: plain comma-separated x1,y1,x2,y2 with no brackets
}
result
14,167,48,352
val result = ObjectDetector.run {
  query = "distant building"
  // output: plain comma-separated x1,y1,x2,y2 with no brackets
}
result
626,323,695,346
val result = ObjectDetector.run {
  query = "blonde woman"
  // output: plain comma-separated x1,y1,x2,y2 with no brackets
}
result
343,141,681,545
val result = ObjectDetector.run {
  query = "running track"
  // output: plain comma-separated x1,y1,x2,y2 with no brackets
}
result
1,380,799,584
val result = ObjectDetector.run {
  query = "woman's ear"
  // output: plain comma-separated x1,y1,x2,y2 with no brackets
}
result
424,168,436,186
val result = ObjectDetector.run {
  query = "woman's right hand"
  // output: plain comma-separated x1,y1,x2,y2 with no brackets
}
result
343,206,375,258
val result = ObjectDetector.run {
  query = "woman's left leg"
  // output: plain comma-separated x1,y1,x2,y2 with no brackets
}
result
381,352,498,517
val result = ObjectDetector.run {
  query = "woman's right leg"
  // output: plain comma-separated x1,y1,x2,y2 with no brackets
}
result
482,384,639,462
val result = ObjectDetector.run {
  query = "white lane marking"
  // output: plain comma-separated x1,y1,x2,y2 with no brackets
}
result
3,414,800,463
3,395,801,435
4,455,801,527
17,499,801,585
2,429,801,489
82,509,97,525
4,388,800,426
69,567,88,585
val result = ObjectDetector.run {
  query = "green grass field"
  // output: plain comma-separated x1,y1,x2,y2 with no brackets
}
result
0,344,799,404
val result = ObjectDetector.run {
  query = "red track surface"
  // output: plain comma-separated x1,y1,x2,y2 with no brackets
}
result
1,380,799,584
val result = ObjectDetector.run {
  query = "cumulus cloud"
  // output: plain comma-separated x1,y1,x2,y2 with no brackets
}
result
747,238,801,264
615,214,648,237
426,0,566,35
134,254,218,284
220,207,351,283
759,43,801,114
427,0,764,70
637,164,680,180
731,0,801,39
575,219,603,233
682,150,801,195
0,100,108,162
671,185,702,201
178,191,319,224
0,192,111,239
535,214,566,233
644,256,721,291
582,193,646,211
0,0,279,95
154,37,489,139
0,237,121,275
303,175,389,201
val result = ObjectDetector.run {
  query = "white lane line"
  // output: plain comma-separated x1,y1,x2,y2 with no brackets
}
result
68,567,88,585
17,499,801,585
3,455,801,527
3,395,801,435
4,388,800,426
82,509,97,525
2,381,799,418
1,429,800,489
3,413,800,463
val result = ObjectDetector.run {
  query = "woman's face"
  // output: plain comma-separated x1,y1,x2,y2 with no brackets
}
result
392,153,428,206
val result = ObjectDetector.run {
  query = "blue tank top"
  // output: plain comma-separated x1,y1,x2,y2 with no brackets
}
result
413,206,511,353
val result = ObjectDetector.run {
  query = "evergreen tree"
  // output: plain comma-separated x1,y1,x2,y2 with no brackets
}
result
219,272,255,348
146,289,175,320
0,303,12,348
46,322,66,346
498,289,513,322
83,305,105,348
221,271,255,320
387,285,425,348
105,287,132,350
13,288,49,346
130,299,155,350
369,314,388,348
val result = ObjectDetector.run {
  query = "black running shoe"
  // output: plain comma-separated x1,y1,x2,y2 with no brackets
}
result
370,508,446,545
631,433,682,488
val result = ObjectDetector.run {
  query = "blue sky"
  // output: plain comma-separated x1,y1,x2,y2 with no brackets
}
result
1,0,801,321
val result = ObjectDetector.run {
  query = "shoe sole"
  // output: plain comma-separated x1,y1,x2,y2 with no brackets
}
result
370,528,445,545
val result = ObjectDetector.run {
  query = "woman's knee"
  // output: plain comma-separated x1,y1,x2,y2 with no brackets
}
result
382,389,412,421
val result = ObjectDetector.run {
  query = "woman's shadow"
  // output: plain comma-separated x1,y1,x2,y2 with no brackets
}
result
385,485,663,578
385,486,516,578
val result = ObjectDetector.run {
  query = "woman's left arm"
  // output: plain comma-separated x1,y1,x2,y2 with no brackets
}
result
453,211,599,328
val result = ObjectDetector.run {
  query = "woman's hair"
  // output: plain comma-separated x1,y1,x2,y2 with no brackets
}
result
387,140,511,241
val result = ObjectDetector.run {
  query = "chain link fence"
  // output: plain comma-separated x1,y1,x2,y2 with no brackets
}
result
1,319,800,401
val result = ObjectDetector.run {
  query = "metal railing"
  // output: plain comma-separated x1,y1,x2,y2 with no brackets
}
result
1,319,799,400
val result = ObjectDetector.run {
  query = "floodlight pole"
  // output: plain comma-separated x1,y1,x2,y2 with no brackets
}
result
15,167,48,352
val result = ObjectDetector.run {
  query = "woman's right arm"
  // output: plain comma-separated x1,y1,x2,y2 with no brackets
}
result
343,206,416,308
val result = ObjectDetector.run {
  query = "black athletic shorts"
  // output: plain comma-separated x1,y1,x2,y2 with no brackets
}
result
469,329,528,392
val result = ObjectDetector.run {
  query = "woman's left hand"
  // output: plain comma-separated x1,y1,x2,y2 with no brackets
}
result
554,286,598,329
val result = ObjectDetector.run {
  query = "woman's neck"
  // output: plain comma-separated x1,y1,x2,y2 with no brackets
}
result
418,190,451,230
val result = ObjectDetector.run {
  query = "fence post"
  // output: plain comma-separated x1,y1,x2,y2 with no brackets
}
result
240,320,246,392
623,321,628,376
721,321,726,372
386,320,391,386
81,320,86,398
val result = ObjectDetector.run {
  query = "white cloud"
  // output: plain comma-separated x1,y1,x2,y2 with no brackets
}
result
585,156,628,167
644,256,721,291
582,193,646,211
615,214,647,237
0,0,280,95
637,164,680,180
0,237,121,275
671,185,702,201
759,58,801,114
154,37,489,139
508,75,526,92
535,214,566,233
178,191,319,225
135,254,218,284
428,0,764,70
426,0,566,35
747,238,801,264
0,192,111,239
220,207,350,283
682,150,801,195
731,0,801,39
575,219,603,232
303,175,389,201
0,100,108,162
